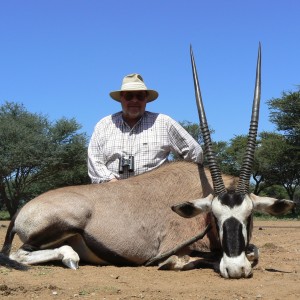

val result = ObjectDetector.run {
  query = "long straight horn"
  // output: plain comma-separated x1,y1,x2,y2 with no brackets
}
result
190,45,226,196
236,43,262,194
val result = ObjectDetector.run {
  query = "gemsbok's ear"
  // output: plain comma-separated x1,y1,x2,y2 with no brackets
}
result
250,193,296,216
171,194,213,218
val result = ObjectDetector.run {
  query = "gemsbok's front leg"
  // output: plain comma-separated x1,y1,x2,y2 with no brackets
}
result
10,245,80,269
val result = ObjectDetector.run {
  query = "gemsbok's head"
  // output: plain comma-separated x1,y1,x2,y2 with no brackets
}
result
172,44,295,278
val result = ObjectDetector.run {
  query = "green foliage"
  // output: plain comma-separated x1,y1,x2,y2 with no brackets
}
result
257,132,299,198
0,101,89,217
267,87,300,145
259,185,288,198
0,210,10,220
219,135,248,177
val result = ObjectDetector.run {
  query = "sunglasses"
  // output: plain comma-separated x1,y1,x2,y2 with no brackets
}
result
123,92,147,101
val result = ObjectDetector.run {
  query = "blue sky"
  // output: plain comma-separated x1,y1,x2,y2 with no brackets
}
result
1,1,299,142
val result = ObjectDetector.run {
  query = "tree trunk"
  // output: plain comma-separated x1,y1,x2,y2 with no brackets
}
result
0,181,14,217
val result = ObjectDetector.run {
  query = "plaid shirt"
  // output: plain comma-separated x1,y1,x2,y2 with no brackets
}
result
88,111,203,183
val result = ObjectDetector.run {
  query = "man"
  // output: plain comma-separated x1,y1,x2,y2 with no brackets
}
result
88,73,203,183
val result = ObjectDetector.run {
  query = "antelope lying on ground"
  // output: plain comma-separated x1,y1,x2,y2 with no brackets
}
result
0,44,295,278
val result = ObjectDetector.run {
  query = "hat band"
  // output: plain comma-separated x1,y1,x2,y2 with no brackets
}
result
121,82,147,91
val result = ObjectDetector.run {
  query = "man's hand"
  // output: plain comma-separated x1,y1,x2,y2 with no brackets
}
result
109,178,118,183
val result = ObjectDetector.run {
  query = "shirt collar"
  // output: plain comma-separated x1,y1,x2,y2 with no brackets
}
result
114,111,148,130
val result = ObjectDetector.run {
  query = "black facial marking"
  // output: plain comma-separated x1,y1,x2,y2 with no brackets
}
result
246,214,253,246
214,216,220,236
219,193,244,208
222,217,245,257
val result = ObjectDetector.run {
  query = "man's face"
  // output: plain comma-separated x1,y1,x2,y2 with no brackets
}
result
120,91,148,122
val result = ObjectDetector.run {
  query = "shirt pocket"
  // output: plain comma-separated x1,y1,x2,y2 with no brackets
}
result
138,137,170,160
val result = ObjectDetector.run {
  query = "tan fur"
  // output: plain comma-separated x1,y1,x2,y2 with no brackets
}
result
9,161,237,266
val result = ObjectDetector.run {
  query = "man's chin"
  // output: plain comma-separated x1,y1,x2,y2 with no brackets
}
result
127,112,143,119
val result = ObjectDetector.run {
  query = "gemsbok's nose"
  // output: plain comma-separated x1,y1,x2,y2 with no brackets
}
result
220,254,252,279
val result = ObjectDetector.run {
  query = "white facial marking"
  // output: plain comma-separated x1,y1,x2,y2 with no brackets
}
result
220,253,252,278
211,194,254,278
212,195,253,245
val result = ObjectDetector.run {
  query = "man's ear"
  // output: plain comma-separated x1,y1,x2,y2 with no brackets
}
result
250,193,296,216
171,194,213,218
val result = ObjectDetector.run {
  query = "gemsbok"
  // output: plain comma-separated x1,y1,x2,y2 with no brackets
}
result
0,44,295,278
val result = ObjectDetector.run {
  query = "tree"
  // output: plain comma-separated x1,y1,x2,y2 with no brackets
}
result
0,102,89,217
219,135,247,177
267,87,300,145
267,87,300,200
256,132,300,200
221,133,300,199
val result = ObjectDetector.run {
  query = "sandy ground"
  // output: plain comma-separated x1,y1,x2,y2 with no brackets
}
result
0,220,299,300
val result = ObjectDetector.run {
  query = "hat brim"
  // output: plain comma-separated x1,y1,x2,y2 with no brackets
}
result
110,89,159,103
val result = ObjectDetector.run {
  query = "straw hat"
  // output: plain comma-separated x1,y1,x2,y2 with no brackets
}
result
109,73,159,102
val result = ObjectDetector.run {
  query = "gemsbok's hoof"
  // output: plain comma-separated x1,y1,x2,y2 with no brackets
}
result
59,245,80,270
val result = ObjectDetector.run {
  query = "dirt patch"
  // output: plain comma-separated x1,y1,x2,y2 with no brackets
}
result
0,220,300,299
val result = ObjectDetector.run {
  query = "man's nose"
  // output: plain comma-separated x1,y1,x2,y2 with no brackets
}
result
130,96,139,102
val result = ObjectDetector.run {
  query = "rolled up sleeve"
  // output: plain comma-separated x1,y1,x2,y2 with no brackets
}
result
87,130,117,183
167,118,203,164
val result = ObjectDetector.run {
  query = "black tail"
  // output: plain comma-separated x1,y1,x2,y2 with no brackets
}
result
0,253,29,271
0,212,29,271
